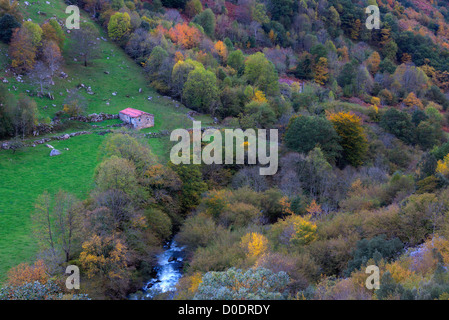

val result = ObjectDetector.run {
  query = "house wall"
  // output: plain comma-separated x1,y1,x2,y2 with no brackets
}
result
120,112,154,129
133,114,154,129
119,113,131,124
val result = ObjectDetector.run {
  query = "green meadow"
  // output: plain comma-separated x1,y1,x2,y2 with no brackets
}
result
0,0,212,281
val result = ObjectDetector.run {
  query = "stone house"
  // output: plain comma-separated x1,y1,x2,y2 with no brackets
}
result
119,108,154,129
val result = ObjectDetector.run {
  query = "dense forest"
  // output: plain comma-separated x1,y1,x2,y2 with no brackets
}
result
2,0,449,300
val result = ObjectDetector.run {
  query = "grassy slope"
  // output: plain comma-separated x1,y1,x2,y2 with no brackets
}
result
0,134,104,281
0,0,212,281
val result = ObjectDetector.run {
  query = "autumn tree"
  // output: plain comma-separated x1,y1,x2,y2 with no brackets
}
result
436,153,449,178
313,57,329,85
41,19,65,49
168,22,201,49
79,234,130,297
251,3,269,25
63,89,87,117
351,19,361,40
214,40,228,64
6,260,49,287
9,27,36,73
366,51,381,75
0,0,22,21
240,232,269,258
328,112,368,167
290,215,317,246
403,92,423,109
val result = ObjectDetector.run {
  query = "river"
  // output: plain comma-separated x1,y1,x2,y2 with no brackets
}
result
130,239,185,300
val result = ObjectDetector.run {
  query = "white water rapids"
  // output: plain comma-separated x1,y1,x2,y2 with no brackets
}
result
133,240,185,299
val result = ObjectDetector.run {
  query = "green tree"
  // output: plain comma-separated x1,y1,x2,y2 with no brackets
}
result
0,14,20,43
95,156,138,195
169,163,207,214
415,121,441,150
380,108,415,144
183,67,218,113
108,12,131,42
227,49,244,74
172,58,201,100
244,52,279,96
192,8,215,38
0,85,15,138
22,21,42,46
345,235,403,276
11,94,37,139
295,53,313,80
100,133,155,173
251,3,269,24
145,45,168,80
284,115,342,163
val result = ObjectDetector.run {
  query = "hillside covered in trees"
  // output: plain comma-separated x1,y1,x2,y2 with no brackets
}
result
1,0,449,301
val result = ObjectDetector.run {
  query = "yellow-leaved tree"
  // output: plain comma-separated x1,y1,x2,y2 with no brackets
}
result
290,215,317,246
253,89,268,103
436,153,449,177
328,111,368,167
313,57,329,85
403,92,423,109
240,232,269,258
214,40,228,63
79,234,128,280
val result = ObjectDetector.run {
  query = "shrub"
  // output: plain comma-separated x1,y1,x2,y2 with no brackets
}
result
144,208,172,240
176,213,223,255
194,267,289,300
345,235,403,276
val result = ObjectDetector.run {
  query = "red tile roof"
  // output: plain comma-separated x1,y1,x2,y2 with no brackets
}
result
120,108,149,118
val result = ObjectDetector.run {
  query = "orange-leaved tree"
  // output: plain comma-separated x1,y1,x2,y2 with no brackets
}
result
6,260,49,286
169,23,201,49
